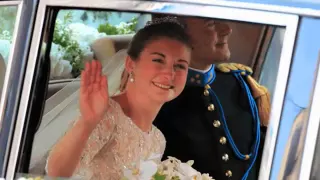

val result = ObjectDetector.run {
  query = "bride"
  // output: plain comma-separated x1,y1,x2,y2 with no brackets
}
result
45,17,192,179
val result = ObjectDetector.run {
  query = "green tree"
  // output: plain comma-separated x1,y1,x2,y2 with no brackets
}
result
53,11,85,77
52,11,139,78
97,17,138,35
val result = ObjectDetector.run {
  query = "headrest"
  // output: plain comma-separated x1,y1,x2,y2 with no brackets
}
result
90,37,116,67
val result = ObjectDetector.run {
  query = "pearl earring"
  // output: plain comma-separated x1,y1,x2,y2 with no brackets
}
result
129,72,134,82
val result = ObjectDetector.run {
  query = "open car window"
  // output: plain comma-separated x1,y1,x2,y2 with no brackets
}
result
49,10,149,80
32,9,292,180
46,10,151,99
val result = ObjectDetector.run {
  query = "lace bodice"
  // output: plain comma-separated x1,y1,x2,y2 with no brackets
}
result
47,98,166,180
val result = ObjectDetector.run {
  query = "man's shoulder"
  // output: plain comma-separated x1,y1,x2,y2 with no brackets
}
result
212,63,253,89
215,63,253,76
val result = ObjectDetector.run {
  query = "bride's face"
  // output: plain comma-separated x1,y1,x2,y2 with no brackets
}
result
127,37,191,103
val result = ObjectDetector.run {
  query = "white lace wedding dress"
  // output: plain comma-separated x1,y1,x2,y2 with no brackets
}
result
46,98,166,180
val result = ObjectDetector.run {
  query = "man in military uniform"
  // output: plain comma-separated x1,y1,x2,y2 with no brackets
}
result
154,17,270,180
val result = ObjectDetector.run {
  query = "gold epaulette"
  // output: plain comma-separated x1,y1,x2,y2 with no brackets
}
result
216,63,253,75
216,63,270,127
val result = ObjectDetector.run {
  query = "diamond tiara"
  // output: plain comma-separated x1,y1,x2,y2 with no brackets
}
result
145,16,184,28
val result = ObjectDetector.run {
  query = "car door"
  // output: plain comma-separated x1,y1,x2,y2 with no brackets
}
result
0,0,40,178
2,0,300,180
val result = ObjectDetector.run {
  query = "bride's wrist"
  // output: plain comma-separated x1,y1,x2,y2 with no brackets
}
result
76,118,96,137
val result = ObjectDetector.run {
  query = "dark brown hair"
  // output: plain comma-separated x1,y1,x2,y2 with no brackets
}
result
127,20,192,60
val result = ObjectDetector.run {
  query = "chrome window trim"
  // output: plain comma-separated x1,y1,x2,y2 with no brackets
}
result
5,1,298,179
159,0,320,17
0,1,21,6
298,52,320,180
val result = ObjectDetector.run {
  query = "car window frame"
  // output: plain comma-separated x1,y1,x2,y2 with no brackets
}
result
4,1,299,180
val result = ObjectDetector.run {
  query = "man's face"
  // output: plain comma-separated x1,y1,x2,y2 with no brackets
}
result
182,17,232,65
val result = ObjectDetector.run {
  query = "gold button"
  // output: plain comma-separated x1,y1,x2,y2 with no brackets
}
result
204,90,210,96
208,104,215,111
241,71,246,75
195,74,200,78
196,80,201,84
190,77,195,82
222,154,229,161
220,137,227,144
245,154,250,160
225,170,232,177
213,120,221,128
205,84,211,89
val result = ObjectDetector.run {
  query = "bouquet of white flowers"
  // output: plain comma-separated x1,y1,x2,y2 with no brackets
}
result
122,156,215,180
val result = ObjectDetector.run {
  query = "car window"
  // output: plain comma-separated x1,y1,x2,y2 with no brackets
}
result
0,5,18,98
259,27,286,100
49,10,150,80
0,5,17,64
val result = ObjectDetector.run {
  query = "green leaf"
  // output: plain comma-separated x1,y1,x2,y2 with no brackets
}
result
153,172,166,180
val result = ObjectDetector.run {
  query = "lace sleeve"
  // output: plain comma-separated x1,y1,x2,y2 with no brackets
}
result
160,139,166,156
153,126,166,162
45,99,119,175
157,129,166,157
80,99,118,164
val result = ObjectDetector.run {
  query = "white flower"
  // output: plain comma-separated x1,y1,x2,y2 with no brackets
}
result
179,162,199,177
156,156,215,180
68,23,106,44
49,48,72,79
122,155,215,180
202,173,214,180
51,58,72,79
123,160,158,180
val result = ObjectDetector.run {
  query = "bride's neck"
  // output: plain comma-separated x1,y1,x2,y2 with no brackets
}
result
118,86,162,132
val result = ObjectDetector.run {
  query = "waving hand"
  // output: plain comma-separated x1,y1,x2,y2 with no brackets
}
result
79,60,109,129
